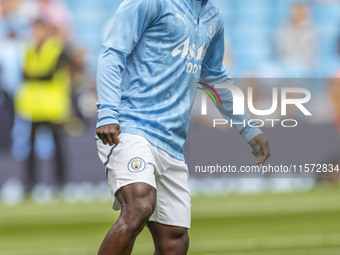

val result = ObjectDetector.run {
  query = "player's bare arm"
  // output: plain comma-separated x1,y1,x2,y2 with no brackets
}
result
248,133,271,165
96,124,121,146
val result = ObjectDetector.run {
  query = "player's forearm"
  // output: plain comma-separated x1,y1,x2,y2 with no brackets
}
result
235,114,263,142
217,87,263,141
96,46,127,128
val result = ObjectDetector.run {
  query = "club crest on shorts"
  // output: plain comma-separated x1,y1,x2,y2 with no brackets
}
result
128,157,146,173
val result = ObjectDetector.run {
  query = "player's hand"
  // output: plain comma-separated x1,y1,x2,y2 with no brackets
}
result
248,134,270,165
96,124,121,146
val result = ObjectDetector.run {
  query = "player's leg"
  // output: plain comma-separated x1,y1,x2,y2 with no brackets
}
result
147,146,191,255
148,222,189,255
96,134,159,254
98,182,156,255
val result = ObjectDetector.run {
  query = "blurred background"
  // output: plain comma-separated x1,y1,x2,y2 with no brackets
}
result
0,0,340,254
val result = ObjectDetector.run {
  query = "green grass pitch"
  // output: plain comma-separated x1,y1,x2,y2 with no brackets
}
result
0,183,339,255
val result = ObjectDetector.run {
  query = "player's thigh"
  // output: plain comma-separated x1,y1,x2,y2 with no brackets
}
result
97,134,157,211
116,182,157,215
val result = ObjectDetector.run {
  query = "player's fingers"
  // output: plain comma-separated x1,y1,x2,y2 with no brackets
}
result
111,131,120,146
250,143,263,158
96,130,107,145
102,137,109,145
113,136,120,145
256,142,271,165
112,125,121,145
100,135,107,145
263,146,271,164
252,150,261,158
105,132,114,146
256,155,268,165
259,146,264,155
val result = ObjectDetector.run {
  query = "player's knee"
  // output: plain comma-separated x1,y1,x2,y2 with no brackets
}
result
175,230,189,252
121,201,155,232
132,201,154,221
156,229,189,254
116,183,156,234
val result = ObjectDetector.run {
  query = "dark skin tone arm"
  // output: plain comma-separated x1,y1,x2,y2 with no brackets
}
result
96,124,121,146
96,124,271,165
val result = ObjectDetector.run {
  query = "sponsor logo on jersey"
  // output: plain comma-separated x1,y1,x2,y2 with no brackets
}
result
172,37,208,61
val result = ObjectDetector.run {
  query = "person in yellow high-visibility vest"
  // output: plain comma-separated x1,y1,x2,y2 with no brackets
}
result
15,19,71,193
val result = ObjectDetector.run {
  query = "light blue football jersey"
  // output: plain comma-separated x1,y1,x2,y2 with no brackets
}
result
96,0,262,160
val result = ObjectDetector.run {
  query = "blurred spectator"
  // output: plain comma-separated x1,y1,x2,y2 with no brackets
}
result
0,0,19,36
0,0,29,160
0,0,29,38
0,28,21,152
14,19,71,193
26,0,74,43
0,74,15,150
276,3,317,76
0,29,23,97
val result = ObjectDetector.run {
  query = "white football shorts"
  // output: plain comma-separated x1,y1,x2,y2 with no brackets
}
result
96,133,191,229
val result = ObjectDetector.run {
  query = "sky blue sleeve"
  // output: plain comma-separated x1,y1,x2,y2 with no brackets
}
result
200,16,262,142
96,0,158,129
